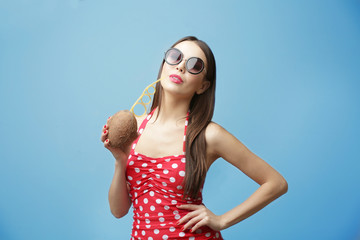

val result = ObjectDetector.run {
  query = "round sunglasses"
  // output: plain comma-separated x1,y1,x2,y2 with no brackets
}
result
164,48,205,75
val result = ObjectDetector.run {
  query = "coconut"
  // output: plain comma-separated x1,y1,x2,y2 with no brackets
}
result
107,110,138,151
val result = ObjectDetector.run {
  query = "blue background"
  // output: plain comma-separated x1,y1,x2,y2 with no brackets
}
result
1,0,359,239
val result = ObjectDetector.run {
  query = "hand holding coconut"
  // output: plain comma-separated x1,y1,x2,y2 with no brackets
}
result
101,111,139,162
101,78,161,161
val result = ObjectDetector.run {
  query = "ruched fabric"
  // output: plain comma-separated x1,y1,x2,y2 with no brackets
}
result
126,109,223,240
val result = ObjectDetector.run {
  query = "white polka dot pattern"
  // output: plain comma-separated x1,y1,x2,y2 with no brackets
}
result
126,108,223,239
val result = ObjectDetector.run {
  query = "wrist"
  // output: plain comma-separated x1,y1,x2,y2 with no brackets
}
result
114,158,127,168
219,214,229,230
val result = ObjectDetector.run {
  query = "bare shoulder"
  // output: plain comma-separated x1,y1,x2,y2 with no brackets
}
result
205,122,231,146
204,122,232,163
205,121,227,145
204,121,248,165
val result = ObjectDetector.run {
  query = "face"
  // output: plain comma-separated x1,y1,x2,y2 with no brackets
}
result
160,41,210,99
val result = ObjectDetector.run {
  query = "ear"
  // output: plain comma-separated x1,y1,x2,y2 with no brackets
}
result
196,80,211,95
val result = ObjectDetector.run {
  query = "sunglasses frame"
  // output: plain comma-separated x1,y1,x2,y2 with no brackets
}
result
164,48,205,75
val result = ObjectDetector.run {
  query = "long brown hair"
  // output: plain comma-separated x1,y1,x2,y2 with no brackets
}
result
150,36,216,199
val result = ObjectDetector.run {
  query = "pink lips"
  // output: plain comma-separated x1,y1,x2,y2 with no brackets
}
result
169,74,183,84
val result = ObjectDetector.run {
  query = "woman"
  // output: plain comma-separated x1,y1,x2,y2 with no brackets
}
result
101,36,288,239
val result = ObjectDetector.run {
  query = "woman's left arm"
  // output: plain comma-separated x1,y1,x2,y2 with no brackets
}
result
177,122,288,232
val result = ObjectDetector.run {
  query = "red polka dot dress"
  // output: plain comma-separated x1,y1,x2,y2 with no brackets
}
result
125,109,223,240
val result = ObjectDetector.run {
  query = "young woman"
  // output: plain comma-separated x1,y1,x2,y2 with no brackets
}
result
101,36,288,240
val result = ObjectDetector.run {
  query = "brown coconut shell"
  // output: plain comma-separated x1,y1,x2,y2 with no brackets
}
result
107,110,138,151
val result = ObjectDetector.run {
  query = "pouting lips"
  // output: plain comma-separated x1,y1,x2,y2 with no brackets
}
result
169,74,183,84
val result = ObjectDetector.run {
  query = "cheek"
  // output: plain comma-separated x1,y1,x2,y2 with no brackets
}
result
188,76,205,88
160,64,171,77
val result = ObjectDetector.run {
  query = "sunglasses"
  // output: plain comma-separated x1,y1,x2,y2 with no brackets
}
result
164,48,205,75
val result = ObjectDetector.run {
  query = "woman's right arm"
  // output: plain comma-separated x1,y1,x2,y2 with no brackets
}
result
101,118,132,218
108,158,132,218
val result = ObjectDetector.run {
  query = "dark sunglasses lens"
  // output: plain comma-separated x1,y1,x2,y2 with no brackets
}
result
187,58,204,74
166,49,182,65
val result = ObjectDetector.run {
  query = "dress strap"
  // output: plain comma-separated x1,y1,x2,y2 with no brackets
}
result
131,108,189,155
131,108,156,154
183,111,189,154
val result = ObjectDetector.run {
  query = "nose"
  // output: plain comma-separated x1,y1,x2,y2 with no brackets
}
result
176,59,186,73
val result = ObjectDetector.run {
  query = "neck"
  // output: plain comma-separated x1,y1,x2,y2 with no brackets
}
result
153,92,191,124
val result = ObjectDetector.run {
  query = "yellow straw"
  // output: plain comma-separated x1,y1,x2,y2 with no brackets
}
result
130,78,161,117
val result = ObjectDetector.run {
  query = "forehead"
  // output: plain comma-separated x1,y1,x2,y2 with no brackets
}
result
173,41,207,65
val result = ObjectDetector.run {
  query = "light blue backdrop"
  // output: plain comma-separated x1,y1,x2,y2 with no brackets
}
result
0,1,359,239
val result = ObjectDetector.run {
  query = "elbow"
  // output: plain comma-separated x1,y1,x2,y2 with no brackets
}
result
111,208,129,219
278,177,288,195
268,176,288,197
281,179,288,194
108,195,132,218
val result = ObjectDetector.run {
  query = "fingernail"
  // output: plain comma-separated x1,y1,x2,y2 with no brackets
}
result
108,117,111,119
104,130,107,134
105,139,109,143
104,125,107,128
190,229,193,233
176,221,180,225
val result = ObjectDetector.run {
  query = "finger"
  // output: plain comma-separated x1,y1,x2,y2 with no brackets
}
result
177,210,201,225
106,116,112,124
101,129,108,142
177,204,202,211
182,215,203,231
104,139,111,149
191,218,207,233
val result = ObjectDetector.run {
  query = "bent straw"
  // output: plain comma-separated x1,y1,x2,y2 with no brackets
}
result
130,78,161,117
